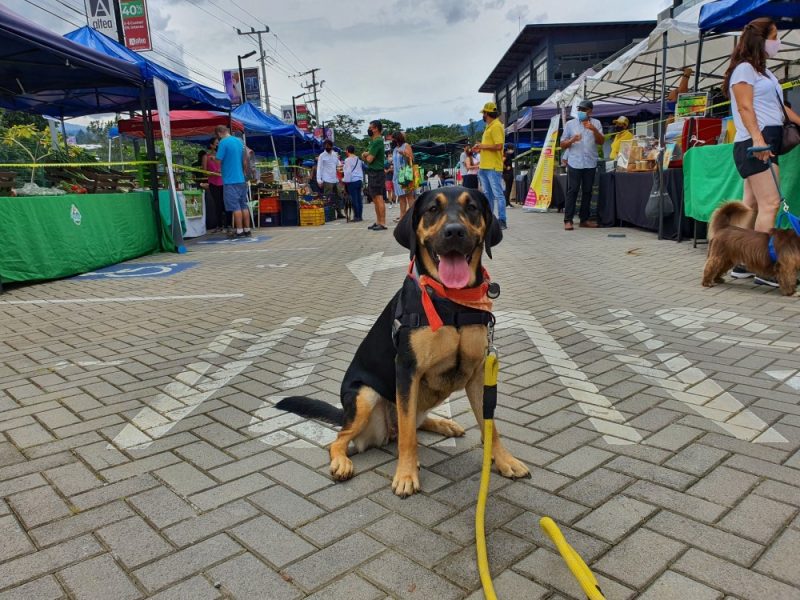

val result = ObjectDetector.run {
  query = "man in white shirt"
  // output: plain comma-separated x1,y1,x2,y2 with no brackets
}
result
559,99,604,230
317,140,344,219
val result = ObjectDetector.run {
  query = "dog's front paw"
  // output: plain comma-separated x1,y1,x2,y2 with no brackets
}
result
391,468,421,497
495,452,530,479
330,455,354,481
437,419,466,437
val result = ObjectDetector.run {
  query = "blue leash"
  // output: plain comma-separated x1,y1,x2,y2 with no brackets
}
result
747,146,800,263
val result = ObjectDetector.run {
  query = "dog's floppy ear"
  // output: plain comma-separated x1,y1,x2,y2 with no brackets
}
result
473,189,502,259
393,205,416,258
394,189,432,258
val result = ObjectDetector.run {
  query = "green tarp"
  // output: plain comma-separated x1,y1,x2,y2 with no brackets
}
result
684,144,800,223
0,191,158,284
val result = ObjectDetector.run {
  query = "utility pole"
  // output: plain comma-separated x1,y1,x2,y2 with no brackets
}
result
299,68,322,127
237,26,271,113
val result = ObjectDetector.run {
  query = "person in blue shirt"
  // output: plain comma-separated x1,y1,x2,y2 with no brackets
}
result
214,125,251,238
559,100,604,231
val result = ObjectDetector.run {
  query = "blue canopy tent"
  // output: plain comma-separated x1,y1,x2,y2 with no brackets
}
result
699,0,800,33
64,27,230,112
0,5,145,116
231,102,320,157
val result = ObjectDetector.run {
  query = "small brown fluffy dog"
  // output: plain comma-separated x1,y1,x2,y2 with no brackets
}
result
702,202,800,296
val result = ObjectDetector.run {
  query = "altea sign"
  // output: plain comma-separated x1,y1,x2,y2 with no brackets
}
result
84,0,152,52
84,0,118,39
119,0,152,51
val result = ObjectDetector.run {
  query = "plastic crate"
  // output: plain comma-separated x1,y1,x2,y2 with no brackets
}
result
260,212,281,227
300,207,325,226
279,190,298,202
280,199,300,227
324,205,336,222
259,197,280,213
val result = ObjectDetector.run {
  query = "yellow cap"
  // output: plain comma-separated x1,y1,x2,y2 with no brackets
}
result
480,101,498,114
613,116,630,127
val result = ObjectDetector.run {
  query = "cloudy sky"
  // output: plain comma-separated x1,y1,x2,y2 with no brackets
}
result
11,0,671,129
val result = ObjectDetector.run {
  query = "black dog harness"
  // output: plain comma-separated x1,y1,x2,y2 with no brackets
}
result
391,264,498,346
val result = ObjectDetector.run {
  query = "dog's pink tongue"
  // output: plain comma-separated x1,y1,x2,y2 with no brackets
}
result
438,253,471,288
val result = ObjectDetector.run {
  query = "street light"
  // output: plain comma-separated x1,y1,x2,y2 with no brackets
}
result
292,93,306,126
237,50,257,105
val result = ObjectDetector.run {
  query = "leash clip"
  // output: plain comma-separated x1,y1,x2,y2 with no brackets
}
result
487,319,496,353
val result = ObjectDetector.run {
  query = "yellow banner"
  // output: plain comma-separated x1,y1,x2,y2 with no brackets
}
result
524,114,560,212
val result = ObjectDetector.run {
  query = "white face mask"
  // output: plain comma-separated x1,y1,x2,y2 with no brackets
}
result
765,38,781,58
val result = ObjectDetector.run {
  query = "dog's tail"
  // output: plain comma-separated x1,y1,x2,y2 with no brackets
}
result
274,396,345,427
708,202,755,240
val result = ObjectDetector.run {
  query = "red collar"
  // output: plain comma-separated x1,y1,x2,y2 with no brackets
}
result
407,259,493,332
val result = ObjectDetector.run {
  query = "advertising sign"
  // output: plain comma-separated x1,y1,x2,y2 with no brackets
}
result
523,114,560,212
280,105,294,125
84,0,118,39
119,0,152,51
222,68,260,107
675,92,708,118
295,104,310,131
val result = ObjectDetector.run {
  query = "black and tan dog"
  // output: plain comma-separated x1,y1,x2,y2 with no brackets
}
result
276,187,529,497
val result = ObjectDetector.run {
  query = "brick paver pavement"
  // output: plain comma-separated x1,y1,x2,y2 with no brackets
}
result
1,202,799,599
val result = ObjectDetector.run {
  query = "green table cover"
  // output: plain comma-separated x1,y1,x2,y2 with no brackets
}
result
0,192,159,284
684,144,800,223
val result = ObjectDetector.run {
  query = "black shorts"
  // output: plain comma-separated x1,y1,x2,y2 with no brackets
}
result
366,170,385,199
733,125,782,178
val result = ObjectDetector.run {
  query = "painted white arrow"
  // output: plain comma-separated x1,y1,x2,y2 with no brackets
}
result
767,370,800,391
347,252,408,287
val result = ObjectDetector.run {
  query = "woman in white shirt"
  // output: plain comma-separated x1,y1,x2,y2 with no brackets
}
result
726,18,800,232
724,17,800,284
343,145,365,222
460,144,480,189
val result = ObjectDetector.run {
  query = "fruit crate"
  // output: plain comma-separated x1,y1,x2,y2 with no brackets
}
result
300,207,325,226
259,197,280,213
324,205,336,222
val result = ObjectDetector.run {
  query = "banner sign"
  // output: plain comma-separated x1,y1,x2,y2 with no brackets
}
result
280,105,294,125
120,0,152,51
524,114,560,213
222,68,260,107
84,0,118,39
154,77,185,252
295,104,310,131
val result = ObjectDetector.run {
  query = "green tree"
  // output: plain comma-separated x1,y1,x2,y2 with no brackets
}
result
0,109,46,130
327,114,364,151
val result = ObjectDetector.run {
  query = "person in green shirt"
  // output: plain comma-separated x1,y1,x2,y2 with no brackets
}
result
362,120,387,230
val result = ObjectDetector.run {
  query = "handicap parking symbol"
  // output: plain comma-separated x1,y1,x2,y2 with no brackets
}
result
76,262,198,281
196,235,270,245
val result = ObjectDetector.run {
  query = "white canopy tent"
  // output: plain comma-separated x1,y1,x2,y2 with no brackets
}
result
578,0,800,107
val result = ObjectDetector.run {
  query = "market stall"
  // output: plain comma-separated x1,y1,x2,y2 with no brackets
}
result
684,144,800,222
0,192,158,284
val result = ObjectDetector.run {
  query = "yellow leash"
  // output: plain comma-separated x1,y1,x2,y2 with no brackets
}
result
476,351,498,600
476,350,607,600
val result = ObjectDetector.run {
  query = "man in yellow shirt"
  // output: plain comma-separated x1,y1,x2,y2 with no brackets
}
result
473,101,507,229
609,116,634,160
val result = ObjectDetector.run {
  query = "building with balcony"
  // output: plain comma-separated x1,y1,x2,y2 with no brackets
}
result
479,21,655,123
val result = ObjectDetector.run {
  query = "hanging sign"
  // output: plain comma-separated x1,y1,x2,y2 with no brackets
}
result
675,92,708,118
120,0,152,51
84,0,118,39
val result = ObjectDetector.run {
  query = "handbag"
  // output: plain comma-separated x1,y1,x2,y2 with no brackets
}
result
644,169,674,221
397,146,415,187
776,90,800,155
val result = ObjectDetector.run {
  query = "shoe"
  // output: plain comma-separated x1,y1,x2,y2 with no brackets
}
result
580,220,599,228
500,220,507,230
754,276,780,288
336,211,346,219
368,223,377,229
371,224,388,231
564,222,574,231
244,230,252,237
506,203,513,208
234,232,247,239
730,265,754,279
